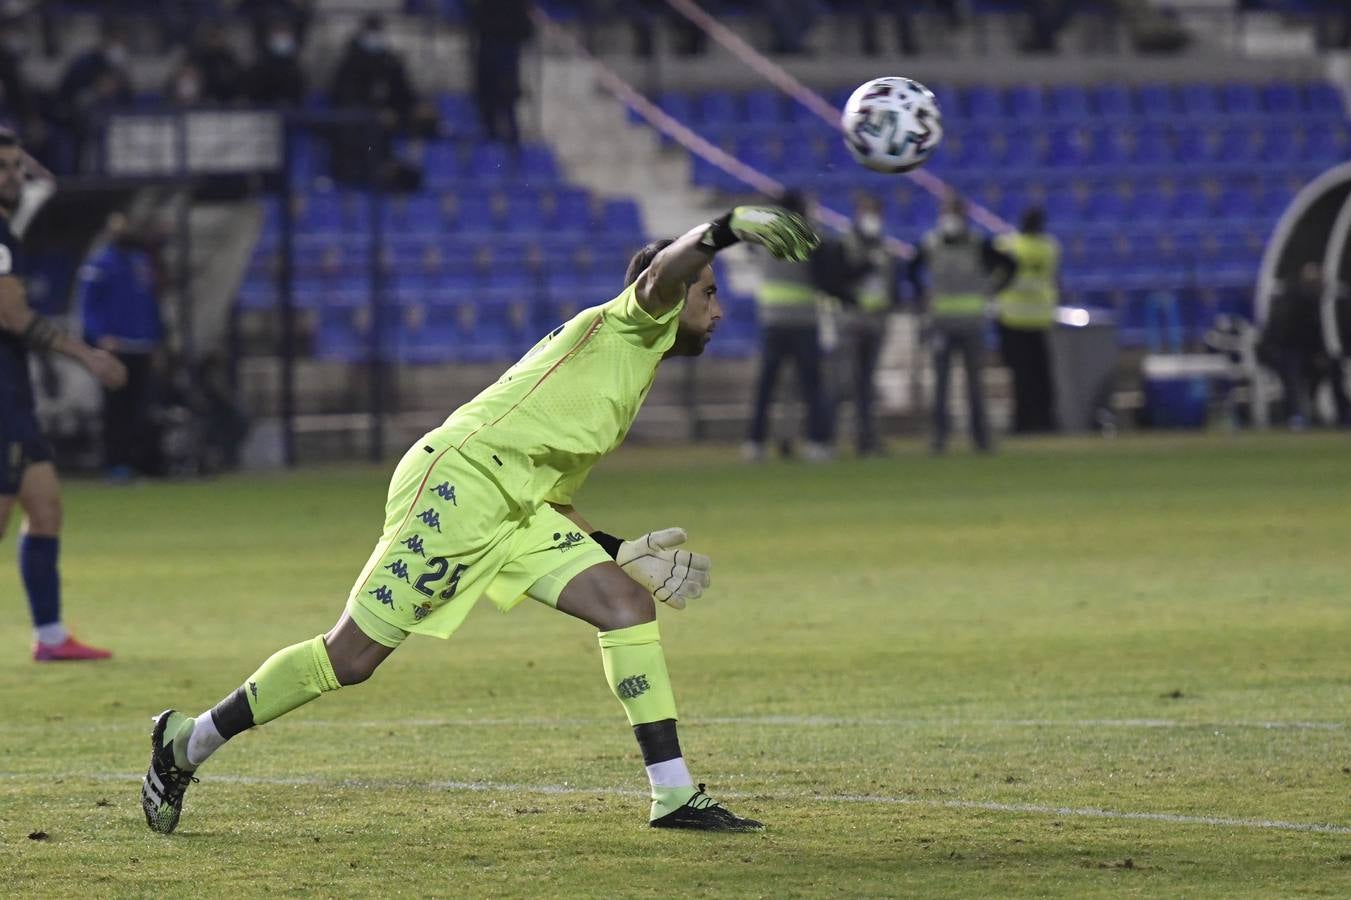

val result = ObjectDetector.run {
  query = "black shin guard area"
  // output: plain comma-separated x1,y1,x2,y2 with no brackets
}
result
633,718,682,766
209,686,256,740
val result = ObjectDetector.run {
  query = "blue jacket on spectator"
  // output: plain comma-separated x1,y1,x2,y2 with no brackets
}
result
77,242,164,352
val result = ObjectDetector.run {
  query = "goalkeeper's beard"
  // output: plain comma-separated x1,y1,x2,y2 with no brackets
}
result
665,324,711,358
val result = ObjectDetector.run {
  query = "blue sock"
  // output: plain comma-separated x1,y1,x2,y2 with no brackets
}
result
19,534,61,628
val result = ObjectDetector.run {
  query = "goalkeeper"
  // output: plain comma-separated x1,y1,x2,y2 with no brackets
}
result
142,205,818,834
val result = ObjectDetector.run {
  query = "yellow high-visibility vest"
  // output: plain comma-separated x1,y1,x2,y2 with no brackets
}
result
756,279,817,306
995,232,1060,330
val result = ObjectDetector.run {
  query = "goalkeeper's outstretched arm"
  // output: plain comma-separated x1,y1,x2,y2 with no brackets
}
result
633,206,820,318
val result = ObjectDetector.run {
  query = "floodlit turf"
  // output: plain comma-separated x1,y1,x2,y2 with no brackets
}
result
1,433,1348,898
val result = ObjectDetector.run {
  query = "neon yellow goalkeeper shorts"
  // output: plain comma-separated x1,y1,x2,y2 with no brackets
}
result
345,441,611,647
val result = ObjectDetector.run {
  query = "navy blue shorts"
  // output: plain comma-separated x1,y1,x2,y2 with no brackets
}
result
0,410,53,495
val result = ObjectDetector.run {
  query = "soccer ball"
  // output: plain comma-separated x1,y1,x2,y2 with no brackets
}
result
840,77,943,174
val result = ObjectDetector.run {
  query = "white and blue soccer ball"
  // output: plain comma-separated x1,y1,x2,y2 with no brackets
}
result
841,77,943,174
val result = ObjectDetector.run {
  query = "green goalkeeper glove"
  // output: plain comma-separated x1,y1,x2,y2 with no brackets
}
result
701,206,820,262
616,528,712,610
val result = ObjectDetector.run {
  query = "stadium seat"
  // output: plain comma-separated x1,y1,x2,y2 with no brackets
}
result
1222,82,1261,115
656,92,694,124
519,144,560,183
745,90,784,122
962,85,1004,119
1092,82,1134,118
1305,81,1345,115
468,142,514,184
697,91,741,126
1261,81,1303,114
1005,84,1046,120
1134,84,1177,116
1178,83,1221,116
1047,84,1090,119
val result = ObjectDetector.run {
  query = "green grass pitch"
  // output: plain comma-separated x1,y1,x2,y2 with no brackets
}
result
1,434,1348,897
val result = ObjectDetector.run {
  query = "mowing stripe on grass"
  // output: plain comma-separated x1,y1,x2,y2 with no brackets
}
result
0,715,1342,734
4,770,1348,835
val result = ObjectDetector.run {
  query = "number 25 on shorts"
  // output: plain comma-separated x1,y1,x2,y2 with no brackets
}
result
414,557,468,601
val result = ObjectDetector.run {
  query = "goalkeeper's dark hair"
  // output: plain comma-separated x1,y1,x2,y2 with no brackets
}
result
623,238,674,289
0,128,20,150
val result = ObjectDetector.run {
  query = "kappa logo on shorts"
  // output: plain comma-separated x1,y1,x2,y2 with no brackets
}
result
417,508,442,532
616,675,650,700
552,531,586,552
432,482,458,506
384,560,411,582
401,534,427,556
412,601,433,621
369,585,396,607
248,681,258,701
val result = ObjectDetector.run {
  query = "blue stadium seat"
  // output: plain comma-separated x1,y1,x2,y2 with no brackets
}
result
1262,81,1302,114
1305,82,1344,115
519,144,559,182
502,192,546,233
1126,186,1170,222
745,90,784,122
1005,84,1046,120
1045,127,1087,166
421,141,462,184
1170,186,1212,221
468,142,514,184
1301,121,1347,163
1048,85,1090,119
1222,83,1261,115
1134,84,1177,116
1217,124,1261,164
999,128,1042,168
449,190,495,232
549,188,593,232
962,85,1004,119
697,91,741,126
1092,83,1134,118
1172,124,1215,163
601,199,643,235
1087,126,1129,165
1082,187,1125,224
1178,83,1221,116
1215,186,1257,221
1128,124,1172,165
656,92,694,124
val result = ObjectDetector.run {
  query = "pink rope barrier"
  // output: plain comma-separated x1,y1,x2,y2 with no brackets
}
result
662,0,1014,234
533,11,915,258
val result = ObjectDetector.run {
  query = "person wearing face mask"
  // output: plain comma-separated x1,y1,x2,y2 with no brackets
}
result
818,194,897,457
246,20,305,108
910,193,1012,454
744,191,834,462
56,19,134,173
467,0,534,146
329,15,437,186
993,206,1061,434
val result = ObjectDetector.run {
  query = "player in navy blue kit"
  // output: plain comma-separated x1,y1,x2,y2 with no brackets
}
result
0,130,126,661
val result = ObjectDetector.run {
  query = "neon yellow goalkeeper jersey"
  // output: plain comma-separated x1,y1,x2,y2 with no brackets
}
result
431,283,681,510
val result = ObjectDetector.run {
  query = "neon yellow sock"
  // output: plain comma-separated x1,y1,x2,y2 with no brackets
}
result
598,621,678,725
242,635,342,726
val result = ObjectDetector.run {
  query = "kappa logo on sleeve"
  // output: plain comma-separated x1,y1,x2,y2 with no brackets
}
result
432,482,458,506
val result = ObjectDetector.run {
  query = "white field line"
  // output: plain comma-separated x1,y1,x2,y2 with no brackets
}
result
3,770,1348,835
0,715,1342,734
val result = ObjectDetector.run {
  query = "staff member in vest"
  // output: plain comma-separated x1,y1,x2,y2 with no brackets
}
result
994,207,1061,434
913,194,1010,454
77,212,166,481
835,195,896,456
744,192,832,462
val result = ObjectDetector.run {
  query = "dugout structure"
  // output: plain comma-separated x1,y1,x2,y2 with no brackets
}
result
1257,160,1351,365
104,108,392,467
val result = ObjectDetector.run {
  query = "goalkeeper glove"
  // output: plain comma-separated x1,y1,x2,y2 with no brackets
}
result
701,206,820,262
615,528,712,610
